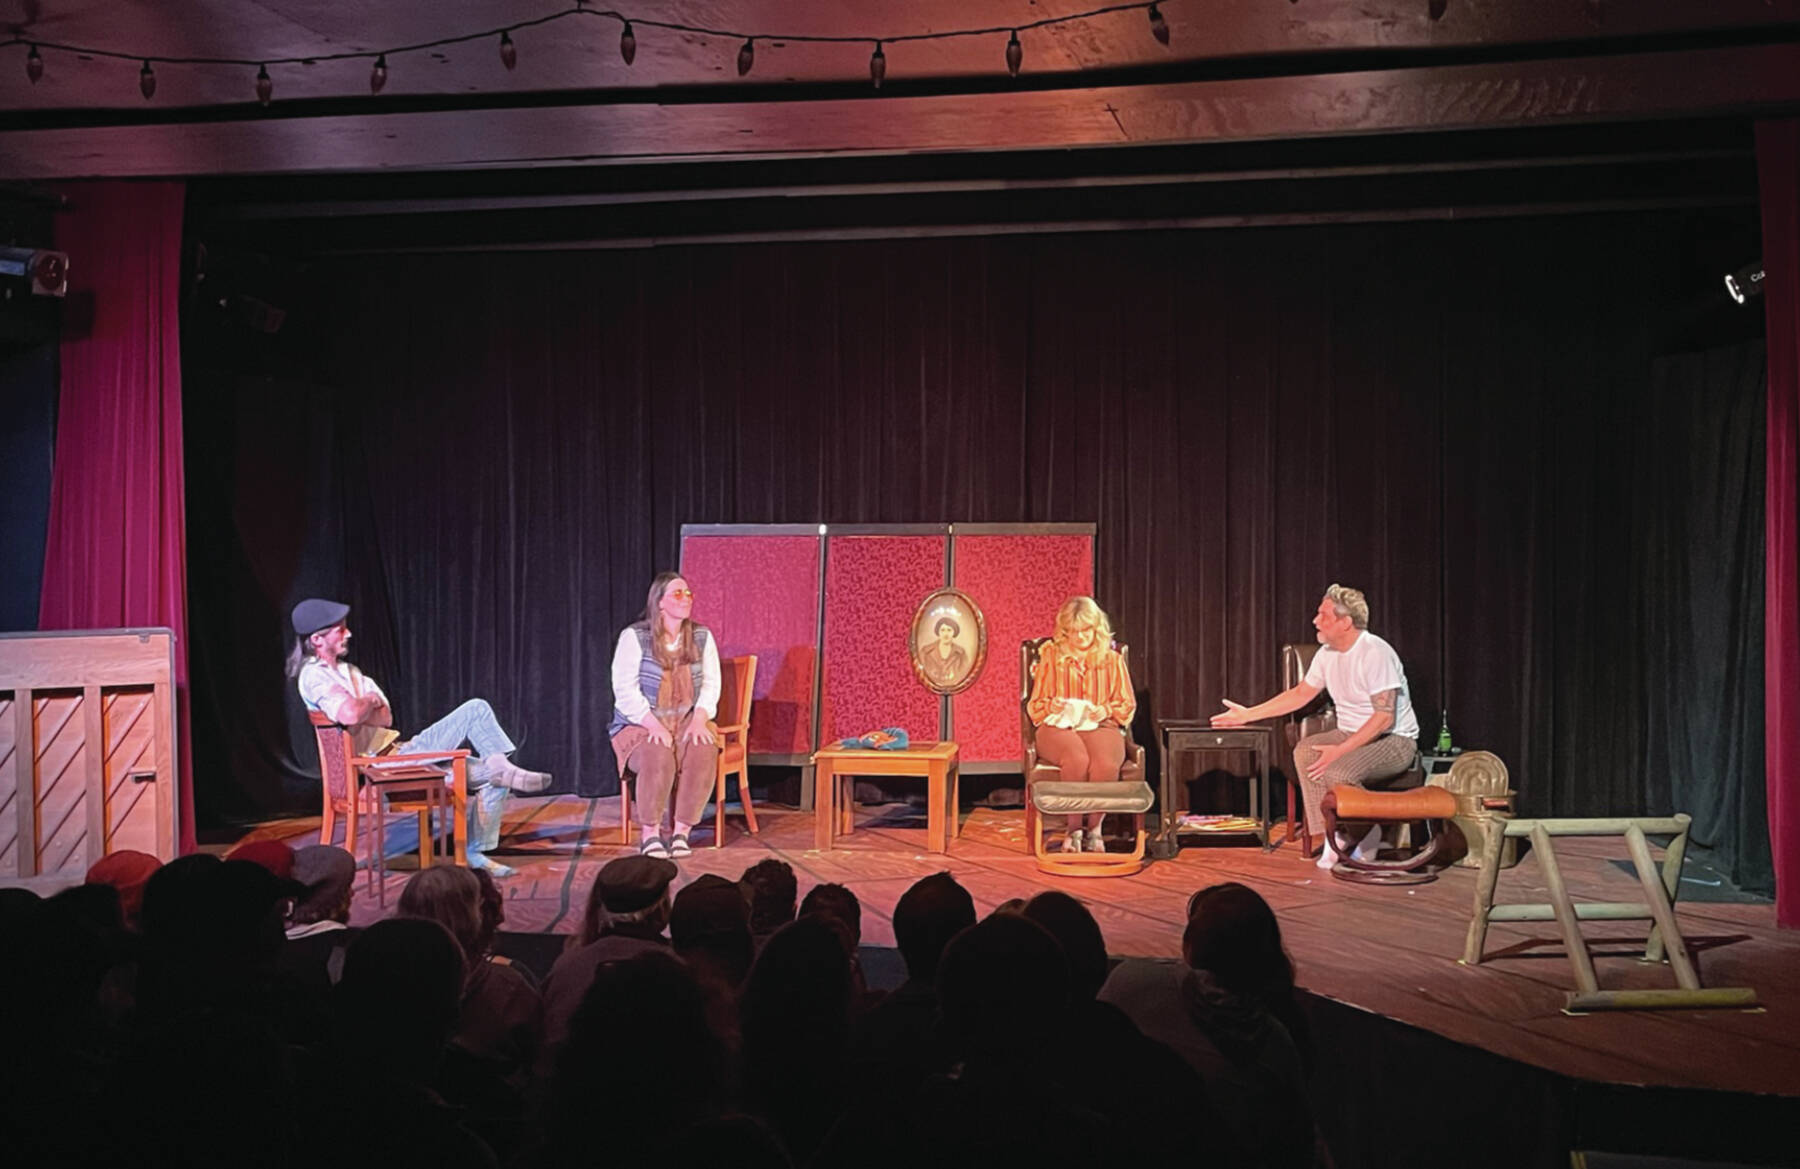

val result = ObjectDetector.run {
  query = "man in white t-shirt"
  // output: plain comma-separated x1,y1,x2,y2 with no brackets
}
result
287,597,550,877
1211,584,1420,869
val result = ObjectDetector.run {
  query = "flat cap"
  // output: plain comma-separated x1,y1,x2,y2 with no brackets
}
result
291,597,350,637
596,854,678,913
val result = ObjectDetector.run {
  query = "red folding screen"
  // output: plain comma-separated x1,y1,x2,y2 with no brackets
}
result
681,523,1094,769
680,528,822,761
820,531,949,749
951,529,1096,766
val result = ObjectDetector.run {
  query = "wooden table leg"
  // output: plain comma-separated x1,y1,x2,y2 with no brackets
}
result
814,761,835,851
951,763,961,840
927,762,947,854
451,759,468,866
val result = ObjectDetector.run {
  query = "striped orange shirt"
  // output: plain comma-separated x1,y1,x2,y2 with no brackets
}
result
1027,641,1136,728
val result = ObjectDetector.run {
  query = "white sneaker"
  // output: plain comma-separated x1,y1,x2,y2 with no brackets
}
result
1351,824,1384,863
1316,843,1340,871
1061,829,1085,854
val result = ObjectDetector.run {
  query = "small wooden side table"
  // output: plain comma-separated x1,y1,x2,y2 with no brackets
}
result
812,740,961,853
1153,721,1272,856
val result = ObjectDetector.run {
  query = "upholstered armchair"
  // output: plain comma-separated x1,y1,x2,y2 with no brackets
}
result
1019,637,1152,875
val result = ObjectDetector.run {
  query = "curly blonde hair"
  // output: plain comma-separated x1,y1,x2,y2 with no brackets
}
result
1053,596,1114,655
1324,583,1370,630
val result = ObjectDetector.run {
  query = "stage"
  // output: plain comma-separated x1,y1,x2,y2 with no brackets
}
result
233,795,1800,1109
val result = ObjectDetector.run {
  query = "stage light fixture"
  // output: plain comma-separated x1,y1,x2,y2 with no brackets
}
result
1724,261,1765,305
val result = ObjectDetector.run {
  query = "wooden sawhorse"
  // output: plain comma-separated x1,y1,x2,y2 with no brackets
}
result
1462,813,1758,1012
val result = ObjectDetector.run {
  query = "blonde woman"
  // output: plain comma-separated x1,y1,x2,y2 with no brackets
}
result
1027,596,1138,852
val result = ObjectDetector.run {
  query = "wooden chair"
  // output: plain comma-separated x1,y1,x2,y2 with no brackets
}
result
1019,637,1151,876
617,654,759,847
309,711,469,901
712,654,760,848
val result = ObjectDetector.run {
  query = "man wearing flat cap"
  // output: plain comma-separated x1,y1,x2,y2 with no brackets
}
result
287,596,550,877
540,854,678,1052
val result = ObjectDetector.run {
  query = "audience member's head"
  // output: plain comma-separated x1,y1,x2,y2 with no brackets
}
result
471,865,505,958
670,874,753,987
1022,891,1108,1001
398,866,484,967
799,882,861,954
288,845,355,928
992,897,1028,916
579,854,677,945
742,917,851,1046
936,912,1068,1059
85,849,162,929
225,838,298,881
139,853,224,947
335,917,464,1066
739,859,797,938
1183,882,1295,1001
892,872,976,984
550,951,725,1154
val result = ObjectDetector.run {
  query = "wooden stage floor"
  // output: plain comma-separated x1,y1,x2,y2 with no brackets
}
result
236,795,1800,1102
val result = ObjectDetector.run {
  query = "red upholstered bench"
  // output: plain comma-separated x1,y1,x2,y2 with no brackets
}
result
1321,783,1459,885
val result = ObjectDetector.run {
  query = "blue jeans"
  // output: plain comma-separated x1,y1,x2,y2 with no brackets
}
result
398,698,517,858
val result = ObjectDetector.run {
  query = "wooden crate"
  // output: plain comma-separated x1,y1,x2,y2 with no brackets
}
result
0,629,179,883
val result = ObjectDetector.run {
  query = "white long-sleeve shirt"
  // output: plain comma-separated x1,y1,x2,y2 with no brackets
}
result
611,625,721,728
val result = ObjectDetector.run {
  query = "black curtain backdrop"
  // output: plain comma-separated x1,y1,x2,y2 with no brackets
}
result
183,212,1771,890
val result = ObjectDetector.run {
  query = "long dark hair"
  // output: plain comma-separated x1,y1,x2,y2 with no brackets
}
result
640,571,699,668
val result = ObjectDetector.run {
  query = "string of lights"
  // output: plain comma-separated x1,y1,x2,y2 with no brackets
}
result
1,1,1181,104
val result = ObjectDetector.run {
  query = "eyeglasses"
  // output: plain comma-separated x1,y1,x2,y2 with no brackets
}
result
668,588,694,600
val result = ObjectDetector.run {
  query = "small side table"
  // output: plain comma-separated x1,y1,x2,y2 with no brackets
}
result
1153,721,1272,857
812,740,961,853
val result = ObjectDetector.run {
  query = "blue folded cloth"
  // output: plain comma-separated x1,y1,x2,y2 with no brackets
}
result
839,727,910,750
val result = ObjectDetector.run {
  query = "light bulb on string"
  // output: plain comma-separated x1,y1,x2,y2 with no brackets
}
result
1428,0,1448,20
255,63,272,105
499,32,517,71
620,20,637,65
1148,5,1169,45
139,59,156,99
1005,30,1021,77
737,38,754,77
870,41,885,89
370,54,387,93
26,44,43,84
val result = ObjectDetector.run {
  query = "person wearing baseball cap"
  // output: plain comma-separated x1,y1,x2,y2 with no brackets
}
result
286,596,550,877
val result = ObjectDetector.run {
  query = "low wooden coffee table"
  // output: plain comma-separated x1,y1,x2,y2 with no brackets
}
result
812,740,961,853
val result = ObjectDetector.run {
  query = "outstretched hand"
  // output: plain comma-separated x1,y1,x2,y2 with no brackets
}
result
681,712,716,746
1210,699,1251,728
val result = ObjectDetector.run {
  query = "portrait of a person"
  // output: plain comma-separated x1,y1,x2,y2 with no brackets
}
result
918,615,969,689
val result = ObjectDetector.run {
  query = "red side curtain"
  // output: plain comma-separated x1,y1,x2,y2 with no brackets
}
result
1758,120,1800,928
38,181,194,854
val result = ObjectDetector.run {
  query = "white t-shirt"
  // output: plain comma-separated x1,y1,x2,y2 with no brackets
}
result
1302,630,1420,739
297,658,391,755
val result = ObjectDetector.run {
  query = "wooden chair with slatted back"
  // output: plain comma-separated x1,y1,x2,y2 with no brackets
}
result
712,654,759,847
309,710,469,880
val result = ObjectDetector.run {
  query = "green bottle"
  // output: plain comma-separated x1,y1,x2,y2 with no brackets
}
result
1436,711,1453,754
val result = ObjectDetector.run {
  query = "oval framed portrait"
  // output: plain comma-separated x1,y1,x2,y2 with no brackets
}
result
909,588,987,696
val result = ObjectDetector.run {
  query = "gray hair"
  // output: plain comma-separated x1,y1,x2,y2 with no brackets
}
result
1325,583,1370,630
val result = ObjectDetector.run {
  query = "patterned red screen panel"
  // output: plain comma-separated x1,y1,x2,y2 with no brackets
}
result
680,534,821,758
950,533,1094,765
820,535,946,748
